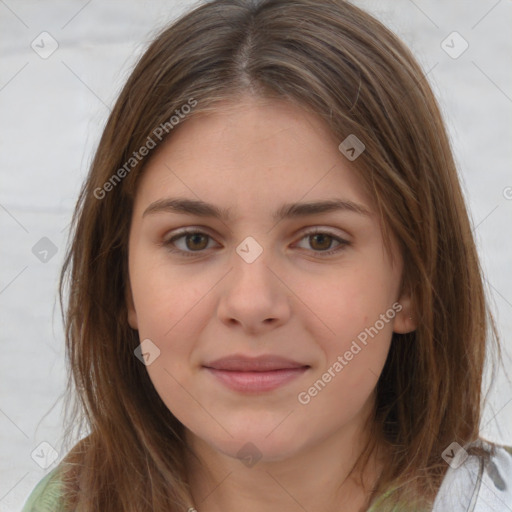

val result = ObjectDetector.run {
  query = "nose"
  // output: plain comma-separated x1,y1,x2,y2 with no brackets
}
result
216,248,292,335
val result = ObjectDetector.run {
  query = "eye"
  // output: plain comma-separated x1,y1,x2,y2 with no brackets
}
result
163,229,219,257
294,229,350,257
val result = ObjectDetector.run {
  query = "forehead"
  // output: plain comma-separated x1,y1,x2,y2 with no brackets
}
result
133,95,372,217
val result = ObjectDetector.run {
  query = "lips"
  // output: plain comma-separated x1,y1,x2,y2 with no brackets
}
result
202,354,310,393
203,354,310,372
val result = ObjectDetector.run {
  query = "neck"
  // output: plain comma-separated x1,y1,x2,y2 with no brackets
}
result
183,408,386,512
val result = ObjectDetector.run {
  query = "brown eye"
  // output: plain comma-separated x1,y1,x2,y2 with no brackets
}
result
163,230,218,257
295,229,350,257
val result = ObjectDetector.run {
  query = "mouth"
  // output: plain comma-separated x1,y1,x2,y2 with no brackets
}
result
202,354,310,393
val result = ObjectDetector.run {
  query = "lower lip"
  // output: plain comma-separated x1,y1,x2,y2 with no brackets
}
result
204,367,309,393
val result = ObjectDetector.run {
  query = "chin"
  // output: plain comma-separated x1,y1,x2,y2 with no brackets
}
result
182,409,313,464
203,428,307,466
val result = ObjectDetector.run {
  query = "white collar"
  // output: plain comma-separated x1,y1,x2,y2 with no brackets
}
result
433,441,512,511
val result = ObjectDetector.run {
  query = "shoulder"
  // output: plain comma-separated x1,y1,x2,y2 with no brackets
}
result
22,465,66,512
433,439,512,512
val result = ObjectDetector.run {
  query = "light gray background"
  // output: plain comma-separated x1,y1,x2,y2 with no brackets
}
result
1,1,511,510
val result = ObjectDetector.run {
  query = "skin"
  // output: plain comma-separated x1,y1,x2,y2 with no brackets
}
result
126,94,416,512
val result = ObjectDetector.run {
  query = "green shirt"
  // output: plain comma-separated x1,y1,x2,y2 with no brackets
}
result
19,467,397,512
22,466,65,512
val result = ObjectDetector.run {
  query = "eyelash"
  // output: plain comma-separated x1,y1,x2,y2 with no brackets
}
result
162,228,350,258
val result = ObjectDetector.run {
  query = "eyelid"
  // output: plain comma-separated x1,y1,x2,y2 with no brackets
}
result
294,226,351,241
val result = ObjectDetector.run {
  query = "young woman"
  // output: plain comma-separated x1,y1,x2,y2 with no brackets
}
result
22,0,512,510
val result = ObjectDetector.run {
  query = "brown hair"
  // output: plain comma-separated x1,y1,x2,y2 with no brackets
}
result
57,0,501,510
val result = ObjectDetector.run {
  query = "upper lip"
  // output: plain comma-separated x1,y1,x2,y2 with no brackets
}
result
203,354,310,372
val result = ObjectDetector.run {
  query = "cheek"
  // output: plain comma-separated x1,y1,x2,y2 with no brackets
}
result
129,254,215,392
294,261,398,344
297,297,393,427
129,247,211,338
291,261,396,399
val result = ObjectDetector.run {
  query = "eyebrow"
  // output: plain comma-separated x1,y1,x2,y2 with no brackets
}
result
142,197,371,221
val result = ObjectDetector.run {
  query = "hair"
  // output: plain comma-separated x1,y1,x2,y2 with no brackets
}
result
57,0,502,510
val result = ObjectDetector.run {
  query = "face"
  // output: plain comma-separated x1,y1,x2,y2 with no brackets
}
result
126,94,415,464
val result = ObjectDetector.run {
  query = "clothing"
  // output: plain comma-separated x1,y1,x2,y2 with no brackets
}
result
22,466,64,512
431,441,512,512
22,441,512,512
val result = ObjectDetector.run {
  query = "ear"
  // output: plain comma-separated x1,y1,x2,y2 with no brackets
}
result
392,286,417,334
126,279,139,330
